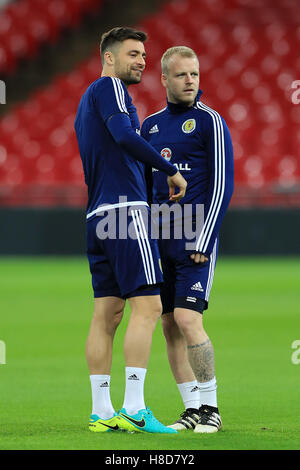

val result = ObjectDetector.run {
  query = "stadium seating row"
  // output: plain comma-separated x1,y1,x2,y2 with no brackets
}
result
0,0,299,206
0,0,101,74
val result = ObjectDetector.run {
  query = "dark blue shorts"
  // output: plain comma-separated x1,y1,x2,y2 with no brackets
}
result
86,206,163,299
159,234,218,314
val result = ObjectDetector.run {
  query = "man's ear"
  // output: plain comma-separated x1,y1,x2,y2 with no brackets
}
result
161,73,167,89
104,51,114,66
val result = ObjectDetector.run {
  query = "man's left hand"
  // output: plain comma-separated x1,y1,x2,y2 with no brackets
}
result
190,252,208,263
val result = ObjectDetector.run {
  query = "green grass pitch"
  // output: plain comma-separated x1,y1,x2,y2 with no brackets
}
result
0,256,299,450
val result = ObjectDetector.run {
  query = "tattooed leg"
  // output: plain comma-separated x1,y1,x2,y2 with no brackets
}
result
187,338,215,383
173,308,216,383
173,308,218,408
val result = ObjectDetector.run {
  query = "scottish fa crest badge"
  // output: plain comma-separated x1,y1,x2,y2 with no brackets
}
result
182,119,196,134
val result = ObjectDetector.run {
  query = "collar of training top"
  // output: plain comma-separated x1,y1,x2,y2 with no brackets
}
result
166,89,203,114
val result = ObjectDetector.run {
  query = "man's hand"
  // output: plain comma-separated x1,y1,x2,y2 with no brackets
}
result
167,171,187,202
190,253,208,263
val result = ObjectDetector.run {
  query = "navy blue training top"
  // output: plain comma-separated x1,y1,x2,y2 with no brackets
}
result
141,91,234,256
74,76,177,220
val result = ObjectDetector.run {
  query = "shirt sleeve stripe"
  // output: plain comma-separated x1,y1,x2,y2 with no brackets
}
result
195,102,225,253
116,78,127,114
111,77,127,114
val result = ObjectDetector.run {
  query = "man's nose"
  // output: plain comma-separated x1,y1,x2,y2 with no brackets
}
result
137,55,146,68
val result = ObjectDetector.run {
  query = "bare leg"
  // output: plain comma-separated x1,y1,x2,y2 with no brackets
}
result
174,308,215,383
161,312,195,384
86,296,125,375
121,294,162,414
124,294,162,368
173,310,220,432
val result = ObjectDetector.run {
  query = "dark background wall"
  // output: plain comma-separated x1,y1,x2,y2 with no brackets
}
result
1,207,299,256
221,208,300,255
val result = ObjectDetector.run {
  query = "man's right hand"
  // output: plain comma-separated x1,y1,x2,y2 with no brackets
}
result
167,171,187,202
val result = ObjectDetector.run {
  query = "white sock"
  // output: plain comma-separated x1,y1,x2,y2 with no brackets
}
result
122,367,147,415
177,380,200,410
90,374,115,419
198,376,218,408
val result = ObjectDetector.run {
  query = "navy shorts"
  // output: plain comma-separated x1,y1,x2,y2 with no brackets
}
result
86,206,163,299
159,233,218,314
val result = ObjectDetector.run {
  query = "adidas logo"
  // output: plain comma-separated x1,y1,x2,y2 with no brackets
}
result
149,124,159,134
191,282,203,292
191,386,200,392
100,381,109,388
128,374,139,381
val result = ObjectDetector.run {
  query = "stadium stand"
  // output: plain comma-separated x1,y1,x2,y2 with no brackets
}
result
0,0,101,75
0,0,299,207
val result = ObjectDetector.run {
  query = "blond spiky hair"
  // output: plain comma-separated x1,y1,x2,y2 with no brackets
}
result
161,46,198,74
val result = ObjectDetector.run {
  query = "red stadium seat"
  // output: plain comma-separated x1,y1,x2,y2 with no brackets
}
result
0,0,103,74
0,0,298,207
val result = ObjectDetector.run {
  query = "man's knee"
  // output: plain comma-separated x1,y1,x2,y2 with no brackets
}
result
174,308,204,337
93,297,125,333
128,294,162,324
161,312,180,343
111,310,124,330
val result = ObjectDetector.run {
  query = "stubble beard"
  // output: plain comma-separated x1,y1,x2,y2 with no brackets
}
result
116,65,142,86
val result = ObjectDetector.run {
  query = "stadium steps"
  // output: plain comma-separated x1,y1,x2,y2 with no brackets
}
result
0,0,170,117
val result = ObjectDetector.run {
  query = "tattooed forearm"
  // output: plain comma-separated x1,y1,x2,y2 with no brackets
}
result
187,338,215,382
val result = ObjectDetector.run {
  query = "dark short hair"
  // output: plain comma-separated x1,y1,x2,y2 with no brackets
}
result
100,27,147,63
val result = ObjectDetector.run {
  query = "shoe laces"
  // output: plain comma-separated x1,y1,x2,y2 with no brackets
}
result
143,407,152,416
143,407,162,425
180,408,199,420
199,405,218,424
